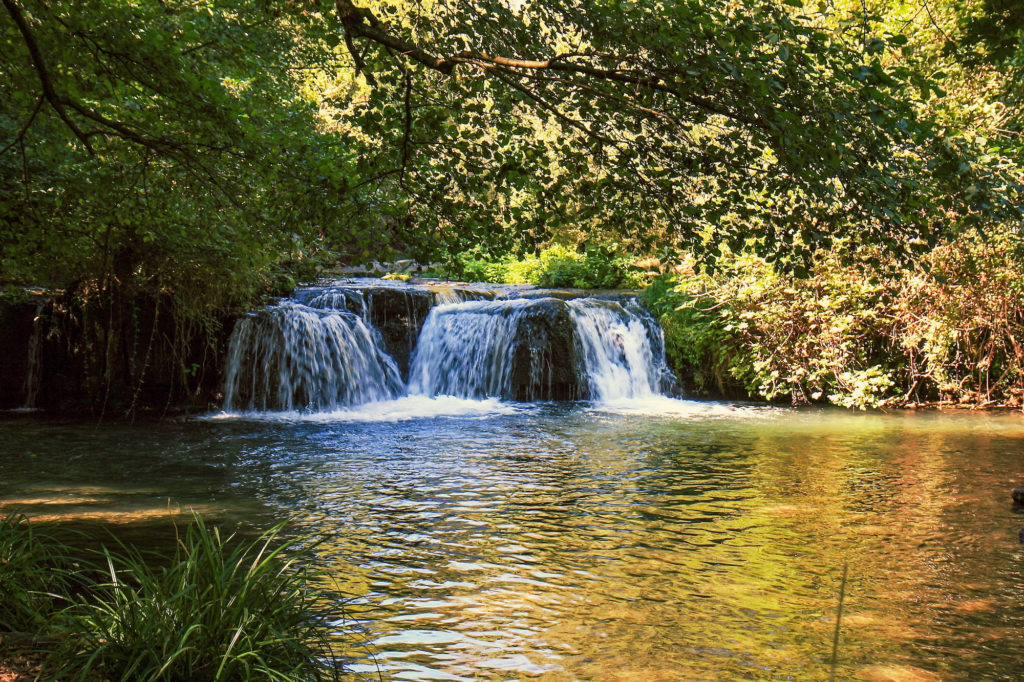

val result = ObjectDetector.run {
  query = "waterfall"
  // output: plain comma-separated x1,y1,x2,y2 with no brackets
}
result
306,289,369,320
20,302,45,410
222,302,404,412
407,299,540,399
221,281,678,413
567,298,677,401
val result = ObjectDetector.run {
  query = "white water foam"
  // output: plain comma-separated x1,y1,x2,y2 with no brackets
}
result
207,395,517,423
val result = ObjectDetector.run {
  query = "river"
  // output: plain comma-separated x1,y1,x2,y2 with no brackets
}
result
3,401,1024,680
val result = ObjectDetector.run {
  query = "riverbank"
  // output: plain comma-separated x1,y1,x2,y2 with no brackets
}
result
7,234,1024,417
641,235,1024,410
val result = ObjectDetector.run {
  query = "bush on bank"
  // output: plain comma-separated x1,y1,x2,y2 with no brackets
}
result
644,232,1024,409
447,243,649,289
0,513,344,681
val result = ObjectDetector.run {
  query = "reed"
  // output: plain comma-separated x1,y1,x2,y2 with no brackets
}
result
828,560,849,682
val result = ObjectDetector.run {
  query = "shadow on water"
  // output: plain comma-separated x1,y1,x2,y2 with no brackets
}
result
3,404,1024,679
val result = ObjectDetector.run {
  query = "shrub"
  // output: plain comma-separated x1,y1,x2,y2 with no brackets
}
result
450,243,647,289
645,232,1024,408
56,516,341,681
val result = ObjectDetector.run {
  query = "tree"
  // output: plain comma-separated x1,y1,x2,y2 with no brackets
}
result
330,0,1021,267
0,0,358,410
1,0,1020,410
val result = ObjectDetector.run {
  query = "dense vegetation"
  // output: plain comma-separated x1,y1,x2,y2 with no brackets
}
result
443,243,651,289
641,0,1024,408
645,231,1024,408
0,513,343,680
1,0,1022,411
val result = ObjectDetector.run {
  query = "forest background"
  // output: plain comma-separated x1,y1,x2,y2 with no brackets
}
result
1,0,1022,413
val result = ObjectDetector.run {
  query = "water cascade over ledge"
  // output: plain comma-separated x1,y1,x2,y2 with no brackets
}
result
221,279,679,413
568,297,676,401
408,298,580,401
222,302,404,412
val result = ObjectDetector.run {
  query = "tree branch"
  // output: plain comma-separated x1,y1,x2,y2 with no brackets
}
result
0,94,44,157
3,0,186,156
334,0,774,137
3,0,96,153
401,63,412,185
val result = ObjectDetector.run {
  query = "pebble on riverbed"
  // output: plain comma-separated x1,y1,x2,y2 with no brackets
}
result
1013,488,1024,505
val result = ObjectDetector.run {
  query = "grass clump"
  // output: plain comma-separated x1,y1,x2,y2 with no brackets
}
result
1,514,345,681
0,512,72,633
57,516,340,681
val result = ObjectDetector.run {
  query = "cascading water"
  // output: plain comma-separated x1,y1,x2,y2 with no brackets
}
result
305,289,369,320
407,299,557,400
222,302,403,412
20,302,44,410
567,298,677,401
221,280,679,413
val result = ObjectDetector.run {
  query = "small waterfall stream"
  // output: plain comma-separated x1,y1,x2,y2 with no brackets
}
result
222,303,404,412
221,280,678,413
20,301,45,410
407,299,534,399
568,298,668,401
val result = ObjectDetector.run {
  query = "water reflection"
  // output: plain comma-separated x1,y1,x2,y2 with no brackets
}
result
2,406,1024,679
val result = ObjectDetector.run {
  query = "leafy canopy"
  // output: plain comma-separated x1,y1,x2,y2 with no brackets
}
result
1,0,1020,298
333,0,1020,267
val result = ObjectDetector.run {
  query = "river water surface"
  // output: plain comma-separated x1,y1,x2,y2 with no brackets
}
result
3,400,1024,680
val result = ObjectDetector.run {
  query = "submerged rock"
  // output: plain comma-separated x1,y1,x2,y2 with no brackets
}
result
1013,488,1024,505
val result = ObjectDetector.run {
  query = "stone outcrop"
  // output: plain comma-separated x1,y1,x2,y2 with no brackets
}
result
360,287,434,380
505,298,584,401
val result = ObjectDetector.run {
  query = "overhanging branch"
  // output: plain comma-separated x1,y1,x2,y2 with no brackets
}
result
3,0,185,156
334,0,773,137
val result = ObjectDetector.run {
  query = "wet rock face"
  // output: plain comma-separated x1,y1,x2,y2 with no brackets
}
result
360,288,434,380
300,285,435,381
0,300,38,408
507,298,584,401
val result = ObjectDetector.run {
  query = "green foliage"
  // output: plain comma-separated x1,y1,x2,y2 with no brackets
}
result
0,512,71,632
646,233,1024,408
55,516,340,681
448,243,646,289
334,0,1021,269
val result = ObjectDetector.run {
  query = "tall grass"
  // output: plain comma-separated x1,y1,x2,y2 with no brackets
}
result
2,513,346,681
0,512,72,633
54,516,341,681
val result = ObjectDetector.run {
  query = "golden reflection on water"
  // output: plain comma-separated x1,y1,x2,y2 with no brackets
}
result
3,408,1024,679
307,411,1024,679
